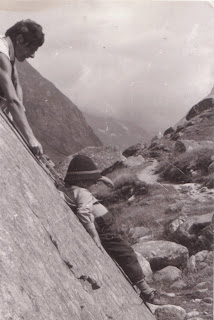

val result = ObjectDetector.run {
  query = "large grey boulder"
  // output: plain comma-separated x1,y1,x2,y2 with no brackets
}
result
173,212,214,253
153,266,182,284
132,241,189,271
154,305,186,320
0,115,155,320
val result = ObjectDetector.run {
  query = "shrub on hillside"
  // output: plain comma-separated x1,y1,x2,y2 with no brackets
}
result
157,147,214,184
95,173,149,206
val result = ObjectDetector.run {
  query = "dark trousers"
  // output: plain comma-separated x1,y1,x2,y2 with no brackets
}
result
99,233,145,285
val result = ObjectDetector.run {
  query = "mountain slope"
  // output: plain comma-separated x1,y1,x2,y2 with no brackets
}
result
84,112,149,149
17,61,102,164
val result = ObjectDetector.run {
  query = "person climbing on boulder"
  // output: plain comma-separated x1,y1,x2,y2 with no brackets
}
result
0,19,44,156
60,154,166,305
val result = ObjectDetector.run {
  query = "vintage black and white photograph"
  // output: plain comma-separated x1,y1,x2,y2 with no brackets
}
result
0,1,213,319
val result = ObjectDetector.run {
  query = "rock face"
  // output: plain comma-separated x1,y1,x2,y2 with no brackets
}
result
0,115,155,320
17,61,102,164
132,241,189,271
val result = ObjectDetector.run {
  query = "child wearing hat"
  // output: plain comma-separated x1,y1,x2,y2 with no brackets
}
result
60,154,163,305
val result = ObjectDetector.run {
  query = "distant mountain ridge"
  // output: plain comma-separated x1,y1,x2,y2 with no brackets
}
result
17,61,102,164
84,112,149,149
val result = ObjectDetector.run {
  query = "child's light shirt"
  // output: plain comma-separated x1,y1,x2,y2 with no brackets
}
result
0,36,10,60
60,185,108,232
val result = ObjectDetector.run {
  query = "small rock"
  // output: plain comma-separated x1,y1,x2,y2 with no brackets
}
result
154,305,186,320
161,292,176,298
165,203,182,214
164,127,174,136
195,282,207,289
165,215,187,236
202,297,213,304
138,235,153,242
200,187,208,193
170,280,187,290
153,266,182,283
174,140,186,154
191,299,202,303
186,311,200,318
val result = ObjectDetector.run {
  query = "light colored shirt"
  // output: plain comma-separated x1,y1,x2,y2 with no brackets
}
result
60,185,108,231
0,36,10,60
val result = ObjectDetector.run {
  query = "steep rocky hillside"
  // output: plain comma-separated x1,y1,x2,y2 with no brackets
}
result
0,110,155,320
122,87,214,160
119,88,214,187
17,61,102,164
84,112,149,148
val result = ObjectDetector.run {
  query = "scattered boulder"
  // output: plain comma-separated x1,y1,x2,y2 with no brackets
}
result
153,266,182,284
202,297,213,304
186,251,213,273
154,305,186,320
165,203,182,215
122,143,143,158
164,127,175,136
165,215,187,236
186,98,214,121
129,226,151,242
174,141,186,154
170,132,183,141
175,125,185,133
170,280,187,290
172,213,214,253
132,241,189,271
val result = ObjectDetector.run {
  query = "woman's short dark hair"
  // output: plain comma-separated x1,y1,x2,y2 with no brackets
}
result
5,19,44,48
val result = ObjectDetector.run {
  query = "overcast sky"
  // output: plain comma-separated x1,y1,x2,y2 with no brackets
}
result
0,0,213,133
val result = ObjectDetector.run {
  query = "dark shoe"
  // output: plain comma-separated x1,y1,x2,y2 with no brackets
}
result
140,291,165,305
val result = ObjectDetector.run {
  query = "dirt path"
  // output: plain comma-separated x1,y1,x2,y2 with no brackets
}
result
138,160,214,203
137,159,159,184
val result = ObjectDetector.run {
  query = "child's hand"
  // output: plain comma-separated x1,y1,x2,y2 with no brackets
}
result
98,176,114,189
93,236,105,253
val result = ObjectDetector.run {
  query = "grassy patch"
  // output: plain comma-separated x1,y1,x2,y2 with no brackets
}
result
157,147,214,184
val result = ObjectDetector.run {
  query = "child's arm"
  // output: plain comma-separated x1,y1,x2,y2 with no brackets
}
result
98,176,114,188
75,188,105,253
84,224,104,253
